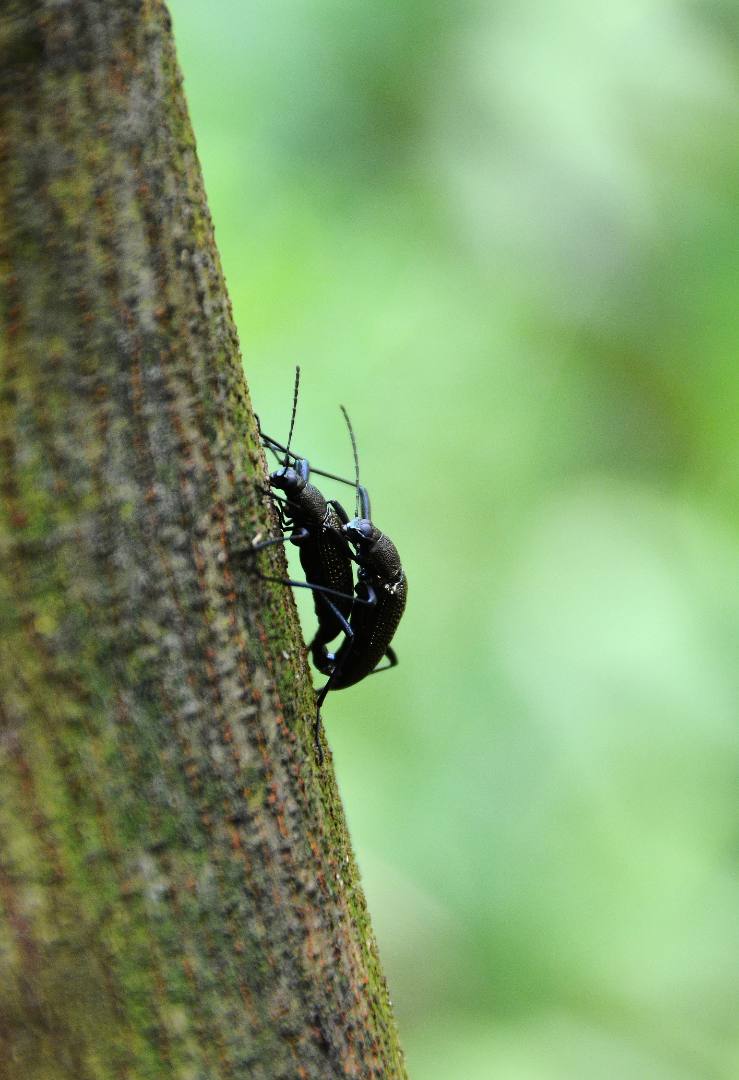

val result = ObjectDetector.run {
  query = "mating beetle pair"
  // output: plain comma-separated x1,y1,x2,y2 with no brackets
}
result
253,368,407,763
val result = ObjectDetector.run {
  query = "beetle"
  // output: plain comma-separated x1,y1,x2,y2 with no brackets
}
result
251,368,361,672
251,379,406,763
311,408,408,759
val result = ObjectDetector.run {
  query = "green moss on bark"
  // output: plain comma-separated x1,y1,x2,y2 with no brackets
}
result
0,3,407,1078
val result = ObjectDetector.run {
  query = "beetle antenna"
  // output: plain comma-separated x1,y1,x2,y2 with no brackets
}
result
340,404,360,517
284,365,300,464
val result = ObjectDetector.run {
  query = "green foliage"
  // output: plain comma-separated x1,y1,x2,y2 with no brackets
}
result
170,2,739,1076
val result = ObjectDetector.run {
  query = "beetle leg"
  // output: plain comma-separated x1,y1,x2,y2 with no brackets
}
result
256,573,359,606
308,598,355,764
247,527,310,553
313,579,377,708
327,499,350,525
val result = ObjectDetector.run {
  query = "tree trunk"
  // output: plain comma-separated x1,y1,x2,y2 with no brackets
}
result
0,3,407,1077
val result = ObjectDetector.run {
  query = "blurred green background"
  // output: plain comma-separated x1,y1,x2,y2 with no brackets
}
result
169,2,738,1076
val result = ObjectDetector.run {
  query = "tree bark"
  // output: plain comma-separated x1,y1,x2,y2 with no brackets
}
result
0,3,407,1077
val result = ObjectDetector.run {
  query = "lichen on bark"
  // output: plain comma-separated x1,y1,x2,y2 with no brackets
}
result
0,3,407,1077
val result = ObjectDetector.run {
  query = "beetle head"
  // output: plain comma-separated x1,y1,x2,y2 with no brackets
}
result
270,465,305,495
344,517,377,548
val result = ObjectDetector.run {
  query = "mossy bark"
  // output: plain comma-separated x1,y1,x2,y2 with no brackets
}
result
0,3,407,1078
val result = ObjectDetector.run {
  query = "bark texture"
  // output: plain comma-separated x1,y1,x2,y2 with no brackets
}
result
0,3,407,1077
